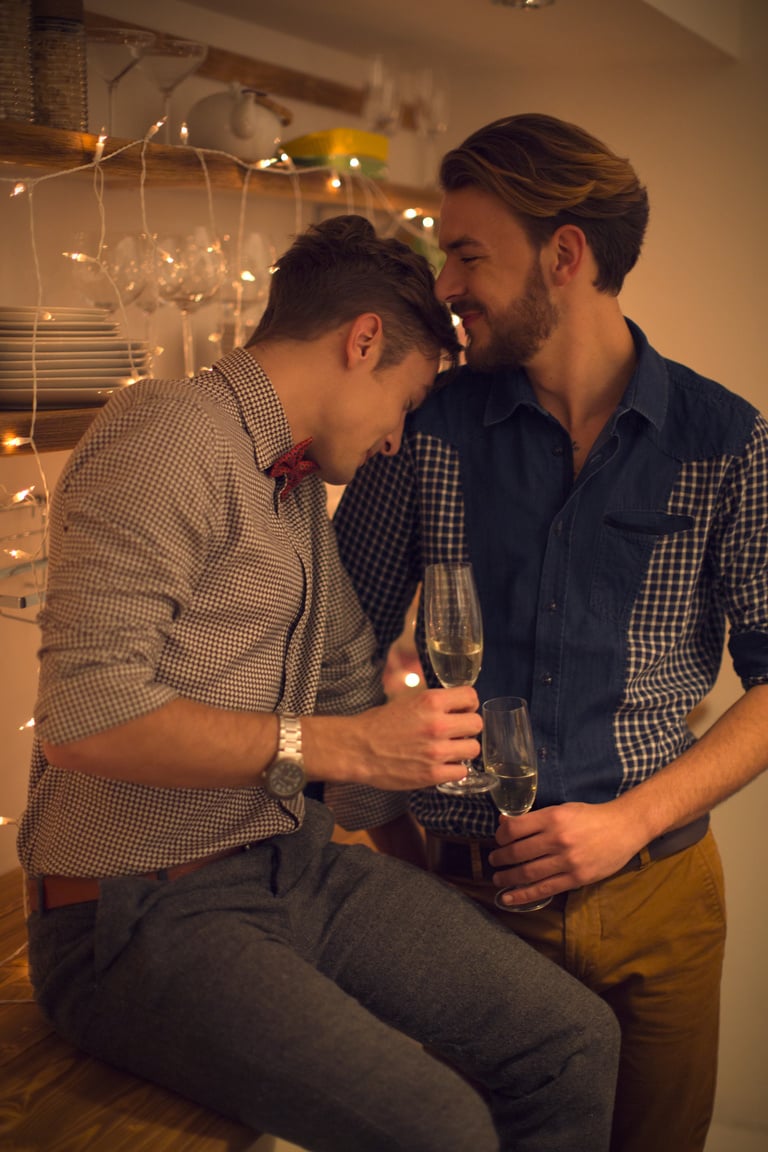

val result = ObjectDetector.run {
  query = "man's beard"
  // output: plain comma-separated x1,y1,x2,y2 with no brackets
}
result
462,260,559,372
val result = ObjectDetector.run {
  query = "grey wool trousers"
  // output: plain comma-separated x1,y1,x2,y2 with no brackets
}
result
27,801,619,1151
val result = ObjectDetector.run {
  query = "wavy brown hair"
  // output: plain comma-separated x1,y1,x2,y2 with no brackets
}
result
248,214,460,370
440,114,649,295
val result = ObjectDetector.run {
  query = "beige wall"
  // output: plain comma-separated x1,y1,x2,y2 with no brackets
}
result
1,0,766,1137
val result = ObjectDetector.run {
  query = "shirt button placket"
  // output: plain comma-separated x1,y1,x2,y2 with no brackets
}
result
530,509,570,799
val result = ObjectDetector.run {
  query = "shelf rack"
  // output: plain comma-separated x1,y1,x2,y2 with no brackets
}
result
0,123,441,455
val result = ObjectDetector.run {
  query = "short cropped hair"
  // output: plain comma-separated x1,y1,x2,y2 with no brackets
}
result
248,215,460,369
439,114,649,295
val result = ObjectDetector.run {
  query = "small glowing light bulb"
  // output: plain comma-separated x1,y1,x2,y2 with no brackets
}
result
11,181,26,197
403,208,419,220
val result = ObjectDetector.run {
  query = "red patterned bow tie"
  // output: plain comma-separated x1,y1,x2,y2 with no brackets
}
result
267,437,320,500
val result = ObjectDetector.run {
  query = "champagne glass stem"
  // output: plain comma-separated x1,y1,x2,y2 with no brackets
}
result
105,81,116,134
180,308,195,377
143,313,157,376
162,91,172,143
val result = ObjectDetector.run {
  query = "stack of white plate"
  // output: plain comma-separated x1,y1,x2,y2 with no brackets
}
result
0,306,150,409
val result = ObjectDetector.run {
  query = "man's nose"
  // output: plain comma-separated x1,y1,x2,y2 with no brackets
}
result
435,261,461,303
380,417,405,456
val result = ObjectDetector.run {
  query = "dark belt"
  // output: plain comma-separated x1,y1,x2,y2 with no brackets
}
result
424,814,710,886
26,844,251,914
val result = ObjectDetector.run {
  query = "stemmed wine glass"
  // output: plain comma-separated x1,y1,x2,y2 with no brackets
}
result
482,696,552,912
138,38,208,144
154,227,226,376
65,230,148,316
132,259,165,377
218,230,275,350
363,55,401,135
86,28,156,134
406,68,449,188
423,561,496,795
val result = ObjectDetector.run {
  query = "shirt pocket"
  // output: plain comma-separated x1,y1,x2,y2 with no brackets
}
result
589,510,694,625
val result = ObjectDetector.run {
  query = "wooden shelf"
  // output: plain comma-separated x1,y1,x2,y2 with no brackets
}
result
1,407,100,455
0,122,441,215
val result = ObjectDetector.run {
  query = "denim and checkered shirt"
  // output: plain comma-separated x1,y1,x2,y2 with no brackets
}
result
332,319,768,838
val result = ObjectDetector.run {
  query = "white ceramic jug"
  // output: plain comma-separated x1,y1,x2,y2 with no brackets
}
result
186,83,292,162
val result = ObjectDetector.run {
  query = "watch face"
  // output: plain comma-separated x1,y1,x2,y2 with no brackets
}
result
267,758,306,798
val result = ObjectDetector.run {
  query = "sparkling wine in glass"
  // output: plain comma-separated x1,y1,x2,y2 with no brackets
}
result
482,696,552,912
423,561,496,796
138,38,208,144
86,28,156,134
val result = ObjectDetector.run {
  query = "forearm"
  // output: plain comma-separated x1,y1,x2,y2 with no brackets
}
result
614,684,768,843
42,697,280,789
42,686,483,793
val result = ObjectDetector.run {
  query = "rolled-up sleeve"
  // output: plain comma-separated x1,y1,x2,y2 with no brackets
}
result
724,414,768,689
35,396,218,745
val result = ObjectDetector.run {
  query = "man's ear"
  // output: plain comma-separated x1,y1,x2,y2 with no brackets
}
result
346,312,384,367
547,224,588,286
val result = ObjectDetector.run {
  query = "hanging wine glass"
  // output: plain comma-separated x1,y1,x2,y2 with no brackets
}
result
363,54,401,135
132,238,167,376
138,37,208,144
154,227,226,377
65,231,148,317
86,27,156,134
217,231,275,352
406,68,449,188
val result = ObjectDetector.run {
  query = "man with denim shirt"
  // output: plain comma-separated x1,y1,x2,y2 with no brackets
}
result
333,115,768,1152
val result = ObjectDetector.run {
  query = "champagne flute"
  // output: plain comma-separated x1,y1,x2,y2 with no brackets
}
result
482,696,552,912
86,27,156,134
423,561,496,795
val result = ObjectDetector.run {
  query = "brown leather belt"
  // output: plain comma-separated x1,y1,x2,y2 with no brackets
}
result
26,844,250,914
424,814,710,886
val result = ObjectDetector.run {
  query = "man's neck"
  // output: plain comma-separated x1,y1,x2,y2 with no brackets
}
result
525,304,636,437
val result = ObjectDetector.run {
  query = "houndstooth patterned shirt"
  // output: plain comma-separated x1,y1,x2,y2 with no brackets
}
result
18,349,394,877
332,320,768,838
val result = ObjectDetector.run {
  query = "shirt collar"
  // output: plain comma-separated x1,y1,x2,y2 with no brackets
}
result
482,318,669,433
204,347,295,471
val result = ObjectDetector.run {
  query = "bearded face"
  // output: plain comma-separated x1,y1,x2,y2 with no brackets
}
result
459,256,559,372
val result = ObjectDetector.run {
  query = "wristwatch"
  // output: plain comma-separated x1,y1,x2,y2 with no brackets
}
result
263,714,306,799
